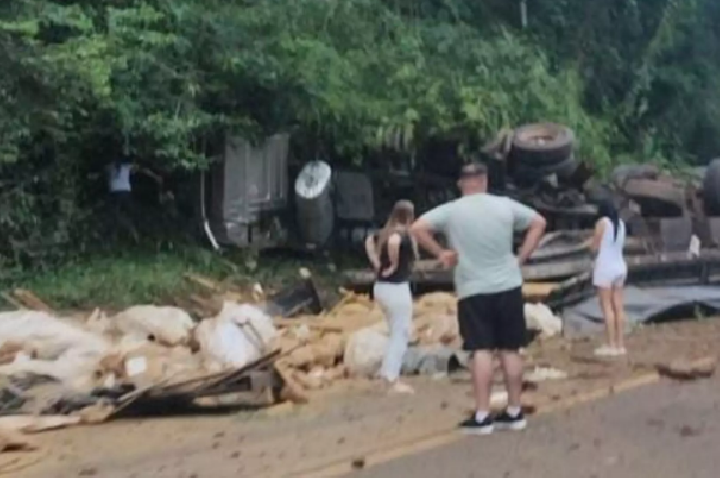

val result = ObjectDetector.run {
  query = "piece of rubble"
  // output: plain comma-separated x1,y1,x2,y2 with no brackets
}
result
351,457,366,469
309,334,344,368
275,362,309,404
294,367,327,390
264,401,295,417
525,366,568,383
0,415,81,434
0,428,37,452
76,402,116,424
657,356,717,380
0,342,24,366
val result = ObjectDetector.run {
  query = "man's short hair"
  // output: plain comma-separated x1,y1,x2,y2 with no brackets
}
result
459,161,488,179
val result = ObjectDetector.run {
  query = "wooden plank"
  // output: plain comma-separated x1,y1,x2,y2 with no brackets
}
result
344,258,588,286
275,362,309,405
1,292,26,310
274,318,345,333
522,282,559,299
183,273,223,292
529,239,647,263
345,249,720,290
12,289,52,312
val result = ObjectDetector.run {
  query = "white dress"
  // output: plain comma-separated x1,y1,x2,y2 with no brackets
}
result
592,217,627,288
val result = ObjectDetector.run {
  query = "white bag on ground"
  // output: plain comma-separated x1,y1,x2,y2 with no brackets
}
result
524,303,562,337
0,311,110,360
0,311,112,391
344,324,389,378
196,302,277,372
112,305,195,346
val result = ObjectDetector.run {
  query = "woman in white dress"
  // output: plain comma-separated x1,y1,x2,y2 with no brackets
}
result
587,200,627,356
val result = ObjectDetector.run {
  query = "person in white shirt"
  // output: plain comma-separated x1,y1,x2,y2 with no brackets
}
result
105,160,163,241
108,161,132,194
106,161,163,195
587,200,627,357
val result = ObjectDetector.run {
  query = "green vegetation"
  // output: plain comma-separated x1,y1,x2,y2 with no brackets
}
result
19,248,230,310
15,246,347,310
2,0,720,307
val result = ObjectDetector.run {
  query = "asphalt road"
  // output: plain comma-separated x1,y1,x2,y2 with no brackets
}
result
356,375,720,478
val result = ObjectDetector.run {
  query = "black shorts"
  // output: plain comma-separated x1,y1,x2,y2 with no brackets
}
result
457,287,527,351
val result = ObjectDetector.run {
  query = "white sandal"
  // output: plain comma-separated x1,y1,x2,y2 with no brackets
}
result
594,345,615,357
389,382,415,394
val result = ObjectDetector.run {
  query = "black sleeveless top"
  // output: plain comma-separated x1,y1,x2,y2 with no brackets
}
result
376,232,414,283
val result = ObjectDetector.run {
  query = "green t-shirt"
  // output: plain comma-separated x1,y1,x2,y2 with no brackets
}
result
419,193,538,298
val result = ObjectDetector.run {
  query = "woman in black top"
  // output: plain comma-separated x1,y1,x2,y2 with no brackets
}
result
365,199,418,394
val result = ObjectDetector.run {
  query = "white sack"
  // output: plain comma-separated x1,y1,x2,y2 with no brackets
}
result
525,303,562,337
196,302,277,373
343,326,389,378
0,311,112,391
112,305,195,346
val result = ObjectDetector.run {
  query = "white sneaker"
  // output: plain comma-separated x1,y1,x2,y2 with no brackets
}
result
389,382,415,394
611,347,627,356
594,345,615,357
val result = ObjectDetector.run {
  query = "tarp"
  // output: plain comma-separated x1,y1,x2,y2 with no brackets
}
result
563,286,720,336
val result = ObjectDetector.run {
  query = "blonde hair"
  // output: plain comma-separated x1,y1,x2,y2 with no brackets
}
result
376,200,415,250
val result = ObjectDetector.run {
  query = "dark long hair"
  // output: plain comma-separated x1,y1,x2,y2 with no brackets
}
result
597,199,621,241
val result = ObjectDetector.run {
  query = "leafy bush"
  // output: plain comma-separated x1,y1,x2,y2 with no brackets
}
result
1,0,719,271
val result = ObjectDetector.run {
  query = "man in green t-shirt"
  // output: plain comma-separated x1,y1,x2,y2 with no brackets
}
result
411,162,546,435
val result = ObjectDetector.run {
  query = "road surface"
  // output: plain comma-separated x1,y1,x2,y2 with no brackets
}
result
357,375,719,478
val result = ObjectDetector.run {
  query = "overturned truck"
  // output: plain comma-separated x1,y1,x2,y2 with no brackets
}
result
344,122,720,334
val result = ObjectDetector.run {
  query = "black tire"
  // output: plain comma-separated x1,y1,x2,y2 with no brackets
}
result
555,156,580,181
703,158,720,215
509,123,575,167
513,155,578,183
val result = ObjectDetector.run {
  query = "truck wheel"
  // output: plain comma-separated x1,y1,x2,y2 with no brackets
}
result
513,155,579,184
509,123,575,167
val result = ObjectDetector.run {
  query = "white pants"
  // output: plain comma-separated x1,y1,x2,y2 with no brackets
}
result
373,281,413,382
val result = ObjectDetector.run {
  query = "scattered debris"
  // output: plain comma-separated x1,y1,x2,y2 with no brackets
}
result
0,240,718,468
525,367,568,383
677,425,702,438
351,457,366,470
0,415,81,434
656,356,717,381
0,428,36,453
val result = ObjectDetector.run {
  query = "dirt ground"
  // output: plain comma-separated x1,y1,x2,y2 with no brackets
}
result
5,319,720,478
